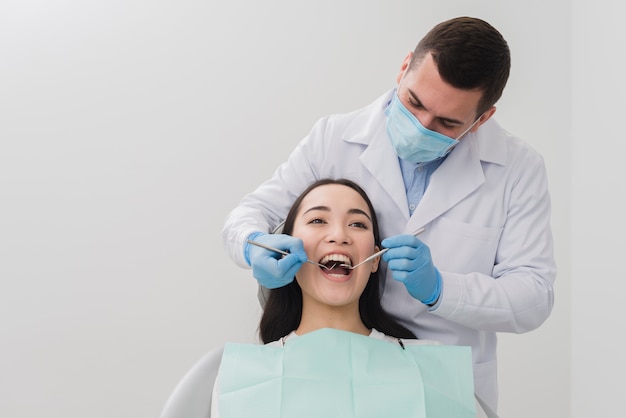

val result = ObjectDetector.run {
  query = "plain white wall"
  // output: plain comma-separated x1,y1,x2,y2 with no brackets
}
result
571,2,625,417
0,1,572,417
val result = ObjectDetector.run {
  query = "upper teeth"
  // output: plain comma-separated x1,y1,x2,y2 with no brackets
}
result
320,254,351,266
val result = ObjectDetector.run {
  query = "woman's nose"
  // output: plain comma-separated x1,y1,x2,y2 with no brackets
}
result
326,226,351,244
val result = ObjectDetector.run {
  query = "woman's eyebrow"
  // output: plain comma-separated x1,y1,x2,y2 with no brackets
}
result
302,206,371,221
302,205,330,215
348,208,372,221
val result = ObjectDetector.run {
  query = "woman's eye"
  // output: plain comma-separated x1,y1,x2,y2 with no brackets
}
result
350,221,368,229
308,218,325,225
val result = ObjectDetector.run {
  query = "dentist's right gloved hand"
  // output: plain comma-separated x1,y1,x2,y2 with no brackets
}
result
245,232,308,289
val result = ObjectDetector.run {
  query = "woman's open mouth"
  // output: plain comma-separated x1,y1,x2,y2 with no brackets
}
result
319,254,352,276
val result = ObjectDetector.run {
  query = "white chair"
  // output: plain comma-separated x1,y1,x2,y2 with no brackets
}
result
159,344,224,418
476,394,499,418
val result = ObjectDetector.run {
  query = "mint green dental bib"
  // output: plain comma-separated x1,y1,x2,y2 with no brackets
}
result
218,328,475,418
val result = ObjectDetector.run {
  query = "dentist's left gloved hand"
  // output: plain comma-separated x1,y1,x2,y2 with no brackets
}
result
381,234,442,305
245,232,308,289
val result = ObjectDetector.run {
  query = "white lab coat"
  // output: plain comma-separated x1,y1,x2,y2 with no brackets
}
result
222,88,556,412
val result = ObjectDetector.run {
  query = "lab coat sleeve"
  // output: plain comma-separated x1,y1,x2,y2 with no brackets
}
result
434,153,556,333
221,117,332,268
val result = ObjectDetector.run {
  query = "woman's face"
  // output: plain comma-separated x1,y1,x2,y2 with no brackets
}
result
291,184,380,309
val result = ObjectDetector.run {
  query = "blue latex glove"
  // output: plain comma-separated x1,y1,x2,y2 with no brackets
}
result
245,232,308,289
381,234,442,305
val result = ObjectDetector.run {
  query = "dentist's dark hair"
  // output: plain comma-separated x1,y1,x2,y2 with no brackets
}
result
258,178,417,343
410,16,511,116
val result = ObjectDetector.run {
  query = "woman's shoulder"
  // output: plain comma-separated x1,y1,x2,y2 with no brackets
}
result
370,329,442,346
265,331,299,347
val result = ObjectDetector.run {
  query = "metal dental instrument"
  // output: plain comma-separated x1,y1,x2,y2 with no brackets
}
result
341,227,426,270
246,239,336,270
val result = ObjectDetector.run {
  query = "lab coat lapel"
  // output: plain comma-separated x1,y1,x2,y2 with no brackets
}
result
342,89,409,222
410,134,484,229
359,123,409,222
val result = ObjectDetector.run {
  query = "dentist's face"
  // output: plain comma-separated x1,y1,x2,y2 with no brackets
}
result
395,52,495,139
291,184,379,309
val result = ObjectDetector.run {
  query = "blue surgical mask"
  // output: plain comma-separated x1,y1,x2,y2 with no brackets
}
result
385,93,480,164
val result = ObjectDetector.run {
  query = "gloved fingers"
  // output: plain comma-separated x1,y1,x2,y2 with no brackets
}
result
388,268,414,283
381,234,424,262
382,245,420,263
382,238,431,265
282,259,304,283
391,266,442,304
281,240,308,263
380,234,440,305
257,234,308,262
381,233,421,249
385,257,422,273
249,245,283,262
253,253,303,289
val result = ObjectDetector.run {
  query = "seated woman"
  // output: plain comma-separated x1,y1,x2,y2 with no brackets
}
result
259,177,418,345
211,178,492,417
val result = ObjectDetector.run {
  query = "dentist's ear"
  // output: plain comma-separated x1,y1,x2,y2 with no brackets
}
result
395,52,414,85
471,106,497,132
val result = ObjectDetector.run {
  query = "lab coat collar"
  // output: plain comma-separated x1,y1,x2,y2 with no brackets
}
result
341,89,395,146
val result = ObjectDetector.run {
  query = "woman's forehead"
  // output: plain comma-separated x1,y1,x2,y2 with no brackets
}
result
299,184,370,215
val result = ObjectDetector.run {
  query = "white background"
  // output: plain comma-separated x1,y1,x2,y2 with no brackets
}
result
0,1,621,417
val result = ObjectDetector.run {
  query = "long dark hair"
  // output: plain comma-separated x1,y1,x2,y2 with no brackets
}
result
259,178,417,343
